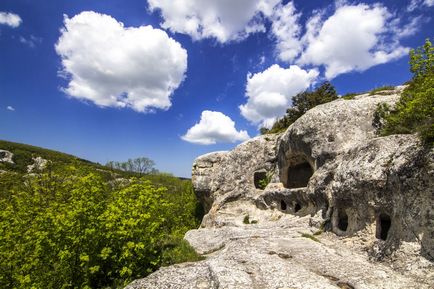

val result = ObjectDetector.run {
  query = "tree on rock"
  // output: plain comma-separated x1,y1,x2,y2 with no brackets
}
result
377,38,434,146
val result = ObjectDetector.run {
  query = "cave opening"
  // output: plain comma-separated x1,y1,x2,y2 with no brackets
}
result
337,210,348,231
294,203,301,213
254,171,267,189
280,200,287,211
376,213,391,240
286,162,313,188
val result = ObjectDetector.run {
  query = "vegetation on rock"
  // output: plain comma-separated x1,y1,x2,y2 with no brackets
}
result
376,39,434,146
261,82,338,134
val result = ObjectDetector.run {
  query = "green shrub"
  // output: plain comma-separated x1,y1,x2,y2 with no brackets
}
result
369,85,395,95
243,215,250,224
262,82,338,134
161,239,204,266
0,164,202,289
341,92,359,100
376,39,434,146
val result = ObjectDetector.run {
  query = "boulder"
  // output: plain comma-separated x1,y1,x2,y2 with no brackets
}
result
0,149,14,164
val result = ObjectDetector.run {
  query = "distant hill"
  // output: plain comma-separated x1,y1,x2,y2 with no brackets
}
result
0,139,190,181
0,139,110,174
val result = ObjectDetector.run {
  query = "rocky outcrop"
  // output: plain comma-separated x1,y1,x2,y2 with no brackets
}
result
127,88,434,288
0,149,14,164
27,156,48,172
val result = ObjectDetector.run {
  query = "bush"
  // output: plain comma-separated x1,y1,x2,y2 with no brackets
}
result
262,82,338,134
376,39,434,146
369,85,395,95
0,164,202,289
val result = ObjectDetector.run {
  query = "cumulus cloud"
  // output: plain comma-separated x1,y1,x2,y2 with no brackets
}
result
55,11,187,112
267,2,415,79
296,3,410,79
6,106,15,111
269,2,302,62
239,64,318,128
182,110,250,145
0,12,22,28
148,0,280,43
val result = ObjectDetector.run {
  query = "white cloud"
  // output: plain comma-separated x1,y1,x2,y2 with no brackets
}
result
297,4,410,79
426,0,434,6
55,11,187,112
6,106,15,111
0,12,22,28
148,0,280,43
182,110,250,145
408,0,434,11
269,2,302,62
239,64,318,128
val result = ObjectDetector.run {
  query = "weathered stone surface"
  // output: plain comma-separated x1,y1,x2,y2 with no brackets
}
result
0,149,14,164
192,134,281,226
127,87,434,288
27,156,48,172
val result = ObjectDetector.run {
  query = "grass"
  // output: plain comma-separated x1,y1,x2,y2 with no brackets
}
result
243,214,258,224
299,232,321,242
161,239,205,266
243,215,250,224
341,92,359,100
369,85,395,95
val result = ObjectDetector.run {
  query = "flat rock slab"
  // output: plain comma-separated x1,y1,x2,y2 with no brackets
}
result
126,211,433,289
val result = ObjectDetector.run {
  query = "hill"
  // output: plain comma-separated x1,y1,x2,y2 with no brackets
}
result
0,140,202,289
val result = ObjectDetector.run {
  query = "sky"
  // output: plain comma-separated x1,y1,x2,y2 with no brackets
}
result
0,0,432,177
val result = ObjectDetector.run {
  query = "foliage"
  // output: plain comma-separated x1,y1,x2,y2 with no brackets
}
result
243,215,250,224
0,164,202,289
160,239,204,266
300,232,320,243
257,171,273,190
341,92,359,100
261,82,338,134
105,157,158,175
369,85,395,95
376,39,434,146
0,140,96,174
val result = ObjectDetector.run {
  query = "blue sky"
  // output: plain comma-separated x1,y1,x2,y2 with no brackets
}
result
0,0,432,177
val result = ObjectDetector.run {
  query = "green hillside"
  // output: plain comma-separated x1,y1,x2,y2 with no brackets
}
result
0,140,203,289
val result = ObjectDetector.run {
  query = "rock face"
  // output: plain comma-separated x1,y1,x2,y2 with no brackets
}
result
126,88,434,288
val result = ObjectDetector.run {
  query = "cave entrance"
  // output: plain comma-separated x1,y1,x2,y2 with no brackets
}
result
286,162,313,188
337,210,348,231
254,171,267,189
294,203,301,213
376,214,391,240
280,200,287,211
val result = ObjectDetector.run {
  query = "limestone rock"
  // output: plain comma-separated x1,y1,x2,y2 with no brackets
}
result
0,149,14,164
127,87,434,288
27,156,48,172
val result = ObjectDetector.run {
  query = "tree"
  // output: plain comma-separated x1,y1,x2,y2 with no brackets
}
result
105,157,157,175
377,38,434,145
262,82,338,134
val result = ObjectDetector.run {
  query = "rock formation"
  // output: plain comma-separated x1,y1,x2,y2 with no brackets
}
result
126,87,434,289
0,149,14,164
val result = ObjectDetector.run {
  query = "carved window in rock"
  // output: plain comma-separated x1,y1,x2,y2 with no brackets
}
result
286,161,313,189
254,171,268,190
376,213,391,240
280,200,287,211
